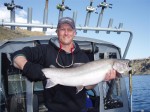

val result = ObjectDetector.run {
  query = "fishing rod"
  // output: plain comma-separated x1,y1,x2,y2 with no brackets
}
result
84,0,97,33
84,0,95,26
43,0,49,33
129,64,133,112
57,0,71,20
4,0,23,30
96,0,112,33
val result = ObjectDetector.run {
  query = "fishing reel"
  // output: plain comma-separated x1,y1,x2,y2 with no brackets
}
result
85,0,98,14
57,4,71,11
97,2,112,9
4,0,23,10
86,6,96,12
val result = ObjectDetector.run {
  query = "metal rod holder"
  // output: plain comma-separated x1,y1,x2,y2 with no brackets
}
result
107,18,113,34
72,11,77,25
43,0,49,33
96,1,112,33
27,8,32,31
117,23,123,34
84,0,95,33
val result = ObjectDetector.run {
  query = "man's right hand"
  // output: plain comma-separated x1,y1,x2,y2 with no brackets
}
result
22,62,46,82
13,55,46,82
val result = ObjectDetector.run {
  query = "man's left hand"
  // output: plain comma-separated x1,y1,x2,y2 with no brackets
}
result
104,69,117,81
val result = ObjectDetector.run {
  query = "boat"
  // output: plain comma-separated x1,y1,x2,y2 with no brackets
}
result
0,35,133,112
0,0,133,112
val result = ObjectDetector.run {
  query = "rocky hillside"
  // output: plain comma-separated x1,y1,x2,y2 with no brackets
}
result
0,27,150,75
131,58,150,75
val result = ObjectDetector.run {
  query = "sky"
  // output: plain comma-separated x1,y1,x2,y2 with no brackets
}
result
0,0,150,59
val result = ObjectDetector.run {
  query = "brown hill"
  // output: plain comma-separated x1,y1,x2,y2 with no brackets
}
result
0,26,44,41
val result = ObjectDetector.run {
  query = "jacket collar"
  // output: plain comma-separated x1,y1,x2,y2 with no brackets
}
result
49,37,80,54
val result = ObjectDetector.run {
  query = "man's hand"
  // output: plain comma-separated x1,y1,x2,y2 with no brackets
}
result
104,69,117,81
22,62,46,82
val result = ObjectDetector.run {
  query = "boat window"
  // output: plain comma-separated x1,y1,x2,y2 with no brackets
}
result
99,52,117,59
108,52,117,59
99,53,104,59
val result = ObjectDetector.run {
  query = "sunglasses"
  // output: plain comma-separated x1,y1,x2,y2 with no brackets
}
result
56,49,74,68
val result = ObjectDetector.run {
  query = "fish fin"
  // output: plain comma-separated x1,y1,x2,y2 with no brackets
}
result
49,65,56,68
72,63,85,68
45,79,57,88
76,86,84,94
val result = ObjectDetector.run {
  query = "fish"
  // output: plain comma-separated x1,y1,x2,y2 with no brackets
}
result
42,59,131,93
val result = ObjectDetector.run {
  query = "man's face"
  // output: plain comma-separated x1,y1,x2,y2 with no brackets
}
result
57,23,76,45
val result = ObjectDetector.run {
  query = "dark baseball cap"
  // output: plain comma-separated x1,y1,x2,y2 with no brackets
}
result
57,17,76,30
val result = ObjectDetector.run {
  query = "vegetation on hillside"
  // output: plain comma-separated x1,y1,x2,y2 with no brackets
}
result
131,58,150,75
0,26,44,41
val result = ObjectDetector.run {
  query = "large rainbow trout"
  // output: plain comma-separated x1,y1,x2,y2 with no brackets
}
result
42,59,131,93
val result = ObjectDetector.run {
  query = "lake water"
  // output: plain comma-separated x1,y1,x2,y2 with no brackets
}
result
125,75,150,112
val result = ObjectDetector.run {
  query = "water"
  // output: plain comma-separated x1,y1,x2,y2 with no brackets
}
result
125,75,150,112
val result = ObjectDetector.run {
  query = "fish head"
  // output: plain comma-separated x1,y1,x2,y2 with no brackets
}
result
113,59,132,74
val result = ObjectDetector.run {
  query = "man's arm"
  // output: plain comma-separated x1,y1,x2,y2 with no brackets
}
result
12,55,46,82
13,55,27,70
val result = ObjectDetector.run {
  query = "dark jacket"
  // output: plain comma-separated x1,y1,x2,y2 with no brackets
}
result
12,37,89,112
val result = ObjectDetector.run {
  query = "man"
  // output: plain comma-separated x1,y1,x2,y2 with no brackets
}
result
11,17,117,112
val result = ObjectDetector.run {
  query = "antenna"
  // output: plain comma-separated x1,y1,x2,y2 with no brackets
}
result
4,0,23,30
96,0,112,33
57,0,71,20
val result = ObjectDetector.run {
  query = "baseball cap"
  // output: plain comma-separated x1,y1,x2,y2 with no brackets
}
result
57,17,76,30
